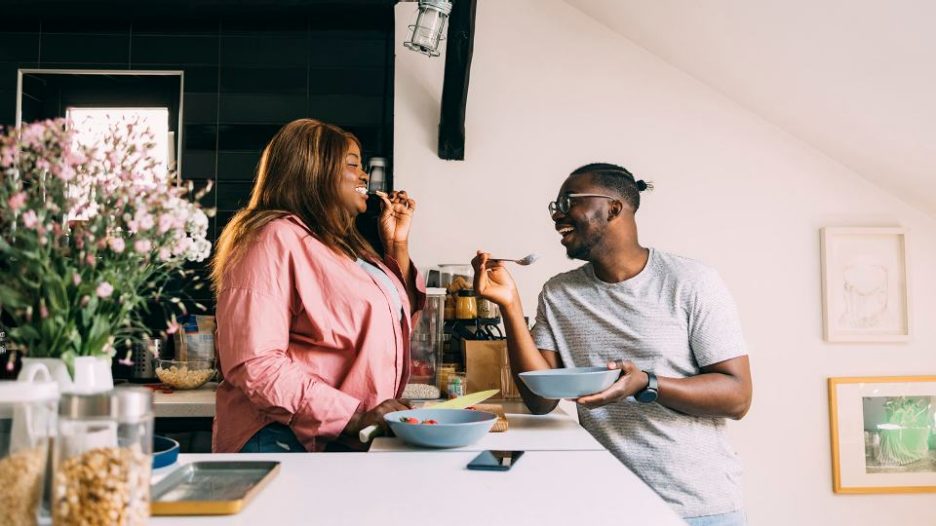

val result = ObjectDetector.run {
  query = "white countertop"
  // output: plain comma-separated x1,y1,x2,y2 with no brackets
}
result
370,412,604,452
151,451,686,526
153,383,217,418
150,389,549,421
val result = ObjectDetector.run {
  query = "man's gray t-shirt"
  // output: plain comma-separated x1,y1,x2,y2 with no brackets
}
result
531,248,746,518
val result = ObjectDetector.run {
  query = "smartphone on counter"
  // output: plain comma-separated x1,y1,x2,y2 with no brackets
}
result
466,450,524,471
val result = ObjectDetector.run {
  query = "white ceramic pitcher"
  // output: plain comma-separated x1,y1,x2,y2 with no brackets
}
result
19,356,114,394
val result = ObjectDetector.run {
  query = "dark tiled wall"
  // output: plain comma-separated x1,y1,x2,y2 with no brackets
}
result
0,16,395,314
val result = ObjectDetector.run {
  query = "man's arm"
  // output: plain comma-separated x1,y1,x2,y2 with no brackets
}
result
579,267,752,419
576,355,752,419
657,355,751,419
500,298,560,415
472,251,560,415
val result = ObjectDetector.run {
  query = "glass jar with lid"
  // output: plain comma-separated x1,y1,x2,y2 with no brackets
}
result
0,366,58,526
54,387,153,526
477,297,498,320
403,287,447,400
455,289,478,320
438,264,473,320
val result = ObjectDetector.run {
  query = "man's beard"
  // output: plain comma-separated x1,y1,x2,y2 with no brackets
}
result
566,236,599,261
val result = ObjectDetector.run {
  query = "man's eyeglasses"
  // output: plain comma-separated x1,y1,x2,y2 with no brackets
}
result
547,193,617,215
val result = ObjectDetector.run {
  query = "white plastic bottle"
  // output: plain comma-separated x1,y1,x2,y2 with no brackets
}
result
368,157,387,193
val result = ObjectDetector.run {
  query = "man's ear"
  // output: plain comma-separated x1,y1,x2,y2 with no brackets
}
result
607,199,625,221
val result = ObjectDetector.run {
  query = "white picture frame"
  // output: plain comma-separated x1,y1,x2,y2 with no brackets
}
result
820,227,910,342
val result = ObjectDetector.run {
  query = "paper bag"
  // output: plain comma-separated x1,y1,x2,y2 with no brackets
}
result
173,314,216,362
463,340,520,398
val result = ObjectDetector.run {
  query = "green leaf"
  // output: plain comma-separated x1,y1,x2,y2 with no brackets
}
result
0,284,27,308
59,350,76,378
46,274,68,312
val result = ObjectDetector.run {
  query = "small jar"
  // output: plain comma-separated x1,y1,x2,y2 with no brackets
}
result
477,298,498,320
499,350,520,399
437,364,457,396
54,388,153,526
447,374,466,399
443,295,456,320
0,370,58,526
455,289,477,320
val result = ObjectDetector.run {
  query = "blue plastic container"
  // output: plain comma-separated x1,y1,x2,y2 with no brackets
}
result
153,435,180,469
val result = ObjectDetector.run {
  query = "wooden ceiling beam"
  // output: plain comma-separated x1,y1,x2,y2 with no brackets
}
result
437,0,476,161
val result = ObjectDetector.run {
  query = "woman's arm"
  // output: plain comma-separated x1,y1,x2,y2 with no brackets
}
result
375,190,420,314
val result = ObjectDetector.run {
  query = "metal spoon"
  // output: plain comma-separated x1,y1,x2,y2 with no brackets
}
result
489,253,539,265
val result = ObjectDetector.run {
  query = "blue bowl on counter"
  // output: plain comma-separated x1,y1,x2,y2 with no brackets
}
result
519,366,621,399
384,408,497,448
153,435,180,469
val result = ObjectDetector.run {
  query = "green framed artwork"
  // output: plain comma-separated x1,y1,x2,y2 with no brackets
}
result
829,376,936,493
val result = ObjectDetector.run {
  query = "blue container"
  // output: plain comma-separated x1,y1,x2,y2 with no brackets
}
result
153,435,180,469
519,366,621,399
384,408,496,448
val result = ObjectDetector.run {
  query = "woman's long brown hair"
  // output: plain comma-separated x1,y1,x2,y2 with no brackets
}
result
211,118,378,290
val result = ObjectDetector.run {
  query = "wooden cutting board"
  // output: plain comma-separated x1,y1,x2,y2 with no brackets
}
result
469,403,509,432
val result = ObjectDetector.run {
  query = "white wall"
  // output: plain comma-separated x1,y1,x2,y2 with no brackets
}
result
394,2,936,524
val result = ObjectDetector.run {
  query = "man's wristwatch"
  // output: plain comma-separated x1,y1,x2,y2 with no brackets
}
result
635,371,658,403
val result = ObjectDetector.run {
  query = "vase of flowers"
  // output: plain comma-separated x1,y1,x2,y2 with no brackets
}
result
0,117,212,391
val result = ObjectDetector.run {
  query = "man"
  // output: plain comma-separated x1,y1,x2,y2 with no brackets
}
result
472,163,752,525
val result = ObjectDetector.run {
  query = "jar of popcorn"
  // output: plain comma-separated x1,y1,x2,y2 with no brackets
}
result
54,387,153,526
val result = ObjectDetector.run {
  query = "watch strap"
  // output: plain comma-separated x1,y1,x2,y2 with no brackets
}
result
636,370,658,403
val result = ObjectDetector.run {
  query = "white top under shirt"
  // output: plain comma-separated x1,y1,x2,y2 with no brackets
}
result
356,258,404,322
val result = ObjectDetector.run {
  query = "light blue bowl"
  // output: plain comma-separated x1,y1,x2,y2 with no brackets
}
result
385,408,497,448
519,367,621,399
153,435,180,469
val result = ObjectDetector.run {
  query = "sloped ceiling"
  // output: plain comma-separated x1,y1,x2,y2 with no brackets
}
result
564,0,936,216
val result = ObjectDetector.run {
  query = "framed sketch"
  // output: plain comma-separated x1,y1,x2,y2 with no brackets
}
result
829,376,936,493
820,227,910,342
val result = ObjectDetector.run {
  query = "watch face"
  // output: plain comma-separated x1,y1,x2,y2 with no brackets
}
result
636,389,658,403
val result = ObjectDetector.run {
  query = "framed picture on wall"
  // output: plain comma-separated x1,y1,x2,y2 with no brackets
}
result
828,376,936,494
820,227,910,342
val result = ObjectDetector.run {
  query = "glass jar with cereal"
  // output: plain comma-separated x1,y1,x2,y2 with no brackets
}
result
54,388,153,526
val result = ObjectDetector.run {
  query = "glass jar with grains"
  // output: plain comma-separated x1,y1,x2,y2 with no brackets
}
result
0,369,58,526
54,388,153,526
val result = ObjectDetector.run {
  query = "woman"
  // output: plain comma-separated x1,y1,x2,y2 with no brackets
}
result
210,118,424,453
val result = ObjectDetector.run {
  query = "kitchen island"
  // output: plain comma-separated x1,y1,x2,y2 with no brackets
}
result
151,450,686,525
147,403,686,525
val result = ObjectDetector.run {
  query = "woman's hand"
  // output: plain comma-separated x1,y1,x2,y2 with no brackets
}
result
343,398,412,436
471,250,520,308
376,190,416,247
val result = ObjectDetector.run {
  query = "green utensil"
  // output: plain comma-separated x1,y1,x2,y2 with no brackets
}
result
428,389,500,409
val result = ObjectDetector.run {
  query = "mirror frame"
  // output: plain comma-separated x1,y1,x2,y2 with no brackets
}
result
15,68,185,182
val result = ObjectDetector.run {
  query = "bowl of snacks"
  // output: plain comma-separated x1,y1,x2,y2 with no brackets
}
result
518,366,620,399
155,359,216,390
384,408,497,448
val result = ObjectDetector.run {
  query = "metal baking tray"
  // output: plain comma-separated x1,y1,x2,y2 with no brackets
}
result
151,461,280,515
